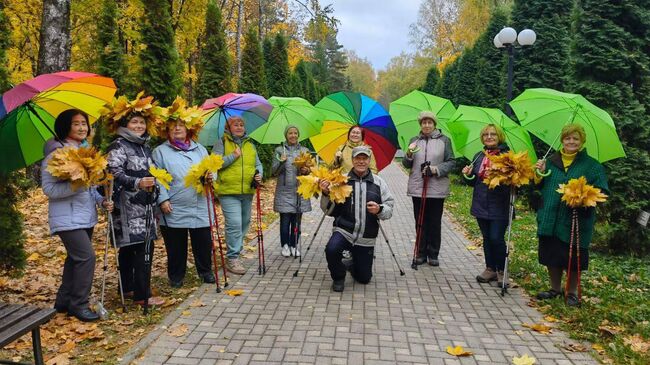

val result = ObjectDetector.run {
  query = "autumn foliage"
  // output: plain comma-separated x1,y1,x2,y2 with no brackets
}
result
556,176,608,208
46,146,109,190
482,150,535,189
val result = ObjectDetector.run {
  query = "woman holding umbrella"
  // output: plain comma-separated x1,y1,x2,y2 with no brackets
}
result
213,116,263,275
105,94,165,307
332,126,378,173
461,124,510,285
402,111,455,267
272,125,312,257
152,101,215,288
533,124,608,306
42,109,114,322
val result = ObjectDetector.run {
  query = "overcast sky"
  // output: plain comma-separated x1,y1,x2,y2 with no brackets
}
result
323,0,422,71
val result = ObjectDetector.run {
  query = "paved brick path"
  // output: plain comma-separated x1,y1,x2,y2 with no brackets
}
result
127,164,597,365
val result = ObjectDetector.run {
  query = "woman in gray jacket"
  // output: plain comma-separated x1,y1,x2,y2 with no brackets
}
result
402,111,455,266
42,109,113,322
271,125,312,257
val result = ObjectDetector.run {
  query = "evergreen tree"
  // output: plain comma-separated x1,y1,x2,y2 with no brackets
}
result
195,0,231,104
0,3,27,270
438,60,460,105
310,43,329,91
98,0,125,89
472,7,508,109
421,65,441,95
325,33,348,91
452,48,481,106
511,0,573,95
139,0,182,105
572,0,650,253
267,33,291,97
239,27,268,96
262,37,273,95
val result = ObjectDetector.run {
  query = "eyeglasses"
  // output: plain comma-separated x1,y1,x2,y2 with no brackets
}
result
481,132,498,137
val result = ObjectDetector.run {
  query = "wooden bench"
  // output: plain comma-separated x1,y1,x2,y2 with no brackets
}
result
0,303,56,365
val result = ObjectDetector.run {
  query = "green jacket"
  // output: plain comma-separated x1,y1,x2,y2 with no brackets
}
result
536,150,609,248
215,133,260,195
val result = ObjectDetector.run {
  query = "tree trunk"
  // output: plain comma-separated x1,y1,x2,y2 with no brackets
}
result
37,0,71,75
236,0,243,79
258,0,263,40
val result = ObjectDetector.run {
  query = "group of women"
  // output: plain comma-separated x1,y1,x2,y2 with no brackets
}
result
42,105,607,322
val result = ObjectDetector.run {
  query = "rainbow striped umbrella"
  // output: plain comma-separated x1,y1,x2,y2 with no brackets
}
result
0,71,116,173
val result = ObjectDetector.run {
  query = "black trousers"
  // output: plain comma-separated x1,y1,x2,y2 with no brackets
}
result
118,242,152,301
477,218,508,271
279,213,302,248
412,197,444,260
56,228,95,312
160,226,213,283
325,232,374,284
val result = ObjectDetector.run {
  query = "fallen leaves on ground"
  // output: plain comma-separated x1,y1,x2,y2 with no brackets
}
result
224,289,244,296
598,320,625,337
522,322,553,334
446,345,473,357
563,343,588,352
167,324,188,337
623,334,650,354
512,354,536,365
189,299,205,307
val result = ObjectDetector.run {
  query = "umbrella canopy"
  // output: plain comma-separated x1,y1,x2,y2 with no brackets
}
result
389,90,457,150
198,93,272,147
249,96,323,144
447,105,537,162
0,71,117,173
310,91,399,171
509,88,625,162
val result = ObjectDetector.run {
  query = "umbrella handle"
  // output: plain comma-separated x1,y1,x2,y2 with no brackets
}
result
463,173,476,180
535,168,551,177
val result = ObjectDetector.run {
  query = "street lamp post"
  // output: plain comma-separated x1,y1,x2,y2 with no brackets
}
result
494,27,536,116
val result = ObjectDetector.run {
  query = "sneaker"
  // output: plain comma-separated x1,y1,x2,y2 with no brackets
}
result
428,258,440,267
332,279,345,292
342,250,352,259
291,247,301,257
226,258,246,275
414,256,427,265
201,273,215,284
281,244,291,257
566,293,580,307
536,289,563,300
133,296,165,306
496,270,509,287
476,267,497,283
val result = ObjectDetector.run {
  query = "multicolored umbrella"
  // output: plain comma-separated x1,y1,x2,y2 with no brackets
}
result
249,97,323,144
509,88,625,162
447,105,537,162
389,90,457,151
198,93,273,147
0,71,116,173
310,91,399,171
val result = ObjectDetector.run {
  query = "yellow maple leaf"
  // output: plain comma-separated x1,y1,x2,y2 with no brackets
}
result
296,175,320,200
483,150,535,188
512,353,536,365
47,147,108,190
149,166,172,190
446,345,473,357
556,176,607,208
293,151,315,170
224,289,244,296
329,184,352,204
522,322,553,334
184,155,223,195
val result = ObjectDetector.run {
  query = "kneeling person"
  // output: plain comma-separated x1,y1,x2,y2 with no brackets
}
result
320,146,394,292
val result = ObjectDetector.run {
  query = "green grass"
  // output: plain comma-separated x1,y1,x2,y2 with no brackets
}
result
445,175,650,365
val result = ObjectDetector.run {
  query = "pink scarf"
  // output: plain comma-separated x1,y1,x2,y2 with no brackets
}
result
478,149,499,179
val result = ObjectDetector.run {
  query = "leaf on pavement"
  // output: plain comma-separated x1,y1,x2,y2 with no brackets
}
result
522,322,553,334
446,345,473,357
168,324,188,337
190,299,206,307
224,289,244,296
512,354,536,365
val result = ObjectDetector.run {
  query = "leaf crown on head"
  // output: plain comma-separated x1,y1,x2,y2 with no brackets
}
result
160,96,205,140
99,91,164,136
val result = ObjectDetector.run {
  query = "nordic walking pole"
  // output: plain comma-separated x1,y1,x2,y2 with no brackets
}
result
104,179,126,311
204,183,222,293
142,188,157,315
293,212,327,277
254,178,266,275
207,184,228,288
501,187,515,296
378,221,405,276
412,175,429,270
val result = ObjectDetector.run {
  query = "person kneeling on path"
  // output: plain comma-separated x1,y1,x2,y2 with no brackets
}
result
320,146,394,292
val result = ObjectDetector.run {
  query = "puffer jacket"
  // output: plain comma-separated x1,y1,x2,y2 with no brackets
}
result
152,140,211,228
320,169,394,247
271,143,312,214
466,144,512,220
402,130,455,198
41,139,104,235
106,128,157,247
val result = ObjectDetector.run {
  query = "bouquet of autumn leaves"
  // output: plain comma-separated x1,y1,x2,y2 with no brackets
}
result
46,146,109,190
292,151,315,171
557,176,607,208
297,166,352,204
482,150,536,189
184,155,224,195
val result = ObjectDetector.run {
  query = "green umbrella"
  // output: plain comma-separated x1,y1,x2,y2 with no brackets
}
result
509,88,625,162
389,90,457,151
447,105,537,162
249,96,323,144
